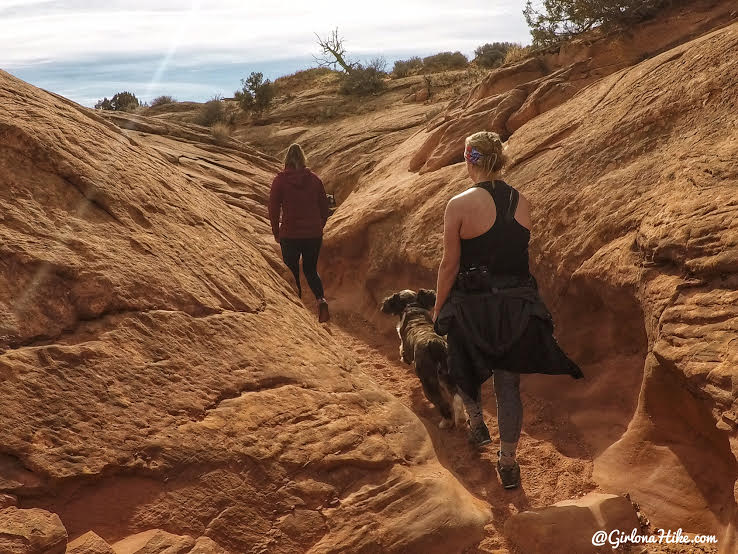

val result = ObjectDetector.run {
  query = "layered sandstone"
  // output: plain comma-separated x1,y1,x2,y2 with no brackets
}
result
1,1,736,552
0,70,490,552
503,493,641,553
409,0,737,174
0,507,67,553
321,8,738,552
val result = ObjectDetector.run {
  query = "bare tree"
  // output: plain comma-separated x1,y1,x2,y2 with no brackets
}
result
314,28,357,74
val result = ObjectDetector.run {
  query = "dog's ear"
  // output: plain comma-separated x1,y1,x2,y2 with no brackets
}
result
381,290,417,315
381,292,407,315
380,293,400,314
416,289,437,309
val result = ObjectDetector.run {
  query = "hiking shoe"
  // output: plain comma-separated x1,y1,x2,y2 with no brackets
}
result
497,452,521,489
468,422,492,448
318,299,330,323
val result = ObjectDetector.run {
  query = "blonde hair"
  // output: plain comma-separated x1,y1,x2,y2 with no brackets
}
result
284,143,307,170
465,131,507,175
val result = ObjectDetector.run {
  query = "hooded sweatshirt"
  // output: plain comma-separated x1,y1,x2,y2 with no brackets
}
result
269,167,330,240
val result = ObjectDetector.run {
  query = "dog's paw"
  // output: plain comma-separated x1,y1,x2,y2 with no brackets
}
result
438,418,454,429
452,394,467,428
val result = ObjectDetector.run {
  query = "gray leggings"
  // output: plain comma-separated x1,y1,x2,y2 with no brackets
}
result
460,370,522,443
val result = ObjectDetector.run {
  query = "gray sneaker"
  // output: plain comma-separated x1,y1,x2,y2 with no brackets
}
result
497,451,521,489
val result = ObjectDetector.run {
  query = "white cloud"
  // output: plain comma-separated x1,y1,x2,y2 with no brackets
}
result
0,0,531,66
0,1,532,105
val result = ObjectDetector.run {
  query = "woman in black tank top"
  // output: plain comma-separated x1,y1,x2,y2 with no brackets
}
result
432,131,583,490
458,179,530,276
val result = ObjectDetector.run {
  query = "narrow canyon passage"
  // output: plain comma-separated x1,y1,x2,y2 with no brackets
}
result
327,306,602,553
3,7,737,548
325,297,732,553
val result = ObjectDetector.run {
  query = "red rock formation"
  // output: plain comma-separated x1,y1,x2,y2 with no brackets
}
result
1,2,737,553
0,70,490,552
409,0,737,174
0,507,67,553
111,529,196,553
66,531,115,554
504,493,641,553
322,7,738,551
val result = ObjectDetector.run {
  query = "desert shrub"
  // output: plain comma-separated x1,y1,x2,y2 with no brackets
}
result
226,110,239,125
422,51,468,71
234,72,276,114
503,44,534,64
524,0,675,47
392,56,423,78
211,122,232,144
150,95,176,107
474,42,517,68
196,94,227,126
339,58,387,96
94,91,140,111
274,67,334,88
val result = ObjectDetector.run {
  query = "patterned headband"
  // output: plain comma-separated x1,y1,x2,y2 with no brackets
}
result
464,145,484,165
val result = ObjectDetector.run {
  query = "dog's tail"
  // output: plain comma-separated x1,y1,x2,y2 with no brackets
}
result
427,337,461,426
427,338,450,381
429,337,456,391
427,338,447,365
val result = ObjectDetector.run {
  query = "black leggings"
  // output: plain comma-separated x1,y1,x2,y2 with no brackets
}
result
459,370,522,444
280,237,325,300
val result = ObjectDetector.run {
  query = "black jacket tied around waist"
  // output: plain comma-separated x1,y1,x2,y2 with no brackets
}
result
435,271,551,354
435,270,584,397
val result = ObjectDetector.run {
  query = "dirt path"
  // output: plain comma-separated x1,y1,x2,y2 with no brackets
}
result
327,308,600,553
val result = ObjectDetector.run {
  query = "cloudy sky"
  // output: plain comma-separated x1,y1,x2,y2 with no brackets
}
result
0,1,532,106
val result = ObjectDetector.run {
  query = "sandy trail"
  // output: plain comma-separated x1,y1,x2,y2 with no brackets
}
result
326,307,600,553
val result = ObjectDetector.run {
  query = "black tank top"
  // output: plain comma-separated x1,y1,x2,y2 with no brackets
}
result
459,180,530,276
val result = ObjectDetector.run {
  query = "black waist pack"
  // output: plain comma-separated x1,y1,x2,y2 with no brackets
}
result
454,267,535,293
434,270,540,336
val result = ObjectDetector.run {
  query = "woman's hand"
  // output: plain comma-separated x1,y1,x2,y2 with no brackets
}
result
432,301,443,322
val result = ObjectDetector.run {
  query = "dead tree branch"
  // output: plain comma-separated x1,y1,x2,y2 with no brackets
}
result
314,28,357,74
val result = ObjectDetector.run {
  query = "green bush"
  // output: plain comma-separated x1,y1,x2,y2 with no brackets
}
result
150,95,176,107
392,56,423,78
234,72,276,114
339,58,387,96
524,0,675,46
474,42,517,68
422,51,468,71
94,91,140,111
196,94,227,126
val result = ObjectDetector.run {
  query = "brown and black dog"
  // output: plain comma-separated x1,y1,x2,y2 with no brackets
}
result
381,289,465,429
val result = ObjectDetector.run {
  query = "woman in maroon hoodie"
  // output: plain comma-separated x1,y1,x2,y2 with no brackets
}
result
269,144,331,322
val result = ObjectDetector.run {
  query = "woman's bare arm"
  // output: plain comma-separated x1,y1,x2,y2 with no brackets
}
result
433,199,462,321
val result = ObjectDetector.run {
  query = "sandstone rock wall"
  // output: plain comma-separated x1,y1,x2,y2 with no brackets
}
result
410,0,737,174
0,70,490,552
322,13,738,550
